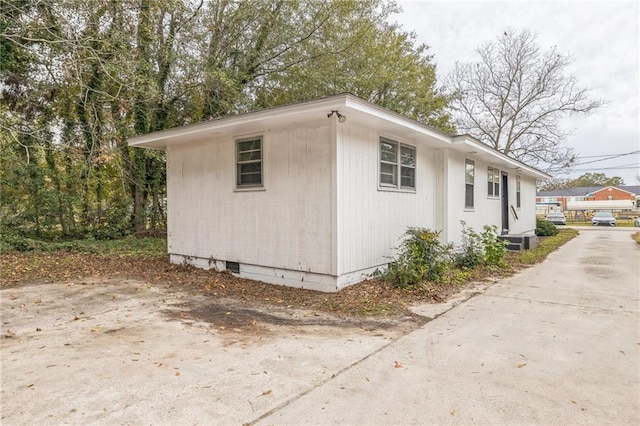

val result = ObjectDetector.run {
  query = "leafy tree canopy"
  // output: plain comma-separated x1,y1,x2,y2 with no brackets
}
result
539,173,625,191
1,0,452,239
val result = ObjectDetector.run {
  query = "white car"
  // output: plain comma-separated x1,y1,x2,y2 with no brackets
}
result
591,211,616,226
545,213,566,225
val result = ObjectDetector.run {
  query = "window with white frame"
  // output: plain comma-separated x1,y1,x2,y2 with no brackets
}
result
465,159,475,209
516,175,521,208
379,138,415,190
488,166,500,197
236,137,262,187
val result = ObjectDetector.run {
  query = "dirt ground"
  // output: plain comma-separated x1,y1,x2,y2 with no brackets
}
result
1,274,439,425
0,250,501,424
0,251,483,319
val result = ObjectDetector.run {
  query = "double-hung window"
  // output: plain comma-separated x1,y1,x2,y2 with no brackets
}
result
516,175,521,208
488,166,500,197
379,138,416,190
236,137,262,187
465,159,475,209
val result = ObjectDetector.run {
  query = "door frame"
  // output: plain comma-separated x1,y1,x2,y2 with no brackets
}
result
501,172,509,234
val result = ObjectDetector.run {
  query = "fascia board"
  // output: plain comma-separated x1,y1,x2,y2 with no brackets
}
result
128,95,350,149
452,135,550,180
343,95,452,147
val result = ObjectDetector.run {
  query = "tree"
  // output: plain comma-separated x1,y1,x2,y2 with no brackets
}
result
445,29,604,174
252,18,453,132
539,172,625,191
568,173,625,188
1,0,453,240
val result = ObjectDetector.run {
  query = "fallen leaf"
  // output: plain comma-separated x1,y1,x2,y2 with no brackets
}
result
450,409,456,416
517,363,527,368
175,371,180,376
571,400,577,404
394,361,403,368
260,390,272,396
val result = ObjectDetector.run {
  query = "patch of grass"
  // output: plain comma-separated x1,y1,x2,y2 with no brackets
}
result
1,235,166,257
632,232,640,245
508,228,578,266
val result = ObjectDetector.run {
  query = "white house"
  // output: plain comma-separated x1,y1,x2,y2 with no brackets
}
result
129,94,548,292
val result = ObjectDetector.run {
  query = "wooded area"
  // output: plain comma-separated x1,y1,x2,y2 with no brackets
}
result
1,0,452,240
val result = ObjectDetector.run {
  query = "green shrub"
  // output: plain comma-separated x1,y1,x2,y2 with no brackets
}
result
481,225,507,267
456,221,484,269
383,228,453,288
455,222,507,269
536,218,558,236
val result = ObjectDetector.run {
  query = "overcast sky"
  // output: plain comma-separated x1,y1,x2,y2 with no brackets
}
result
392,0,640,185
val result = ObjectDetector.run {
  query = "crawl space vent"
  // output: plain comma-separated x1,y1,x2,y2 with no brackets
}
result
225,261,240,274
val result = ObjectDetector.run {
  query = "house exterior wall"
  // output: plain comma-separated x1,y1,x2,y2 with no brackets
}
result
513,174,538,234
166,121,334,289
335,125,437,287
443,150,537,245
590,187,635,201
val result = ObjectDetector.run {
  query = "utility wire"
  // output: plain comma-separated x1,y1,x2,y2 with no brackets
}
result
574,150,639,159
570,164,640,172
572,150,640,166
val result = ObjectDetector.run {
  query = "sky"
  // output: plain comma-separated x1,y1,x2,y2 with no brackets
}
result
391,0,640,185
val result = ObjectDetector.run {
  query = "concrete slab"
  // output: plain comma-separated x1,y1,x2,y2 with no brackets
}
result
255,228,640,425
1,279,414,425
2,228,638,425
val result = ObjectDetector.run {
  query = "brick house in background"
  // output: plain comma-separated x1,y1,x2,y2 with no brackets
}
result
536,185,640,215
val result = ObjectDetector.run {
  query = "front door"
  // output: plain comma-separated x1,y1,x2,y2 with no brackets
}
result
501,172,509,234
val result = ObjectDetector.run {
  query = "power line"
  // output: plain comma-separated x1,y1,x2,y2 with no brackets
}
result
570,164,640,172
574,150,639,159
572,150,640,166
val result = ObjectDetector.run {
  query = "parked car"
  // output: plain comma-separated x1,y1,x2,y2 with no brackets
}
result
545,212,567,225
592,211,616,226
635,216,640,227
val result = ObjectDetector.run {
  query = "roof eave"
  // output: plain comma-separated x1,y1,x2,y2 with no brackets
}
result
451,135,550,180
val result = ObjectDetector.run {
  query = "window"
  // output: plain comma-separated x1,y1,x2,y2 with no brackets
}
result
516,175,521,208
236,137,262,187
465,159,475,209
379,138,415,190
488,166,500,197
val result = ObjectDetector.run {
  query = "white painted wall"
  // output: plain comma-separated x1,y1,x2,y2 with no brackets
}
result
512,174,538,235
336,124,437,277
442,150,537,245
166,120,333,276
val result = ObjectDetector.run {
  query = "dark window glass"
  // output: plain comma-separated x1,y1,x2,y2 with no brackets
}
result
237,137,262,187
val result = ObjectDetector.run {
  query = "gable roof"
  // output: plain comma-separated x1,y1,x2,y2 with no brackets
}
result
538,185,640,197
591,186,637,196
537,186,604,197
128,93,550,179
621,185,640,195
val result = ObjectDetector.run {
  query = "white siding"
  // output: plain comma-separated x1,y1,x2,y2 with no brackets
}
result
336,125,437,275
512,174,538,234
166,121,333,275
443,151,537,245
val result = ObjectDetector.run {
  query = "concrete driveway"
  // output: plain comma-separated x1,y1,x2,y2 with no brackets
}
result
256,227,640,425
2,228,639,425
